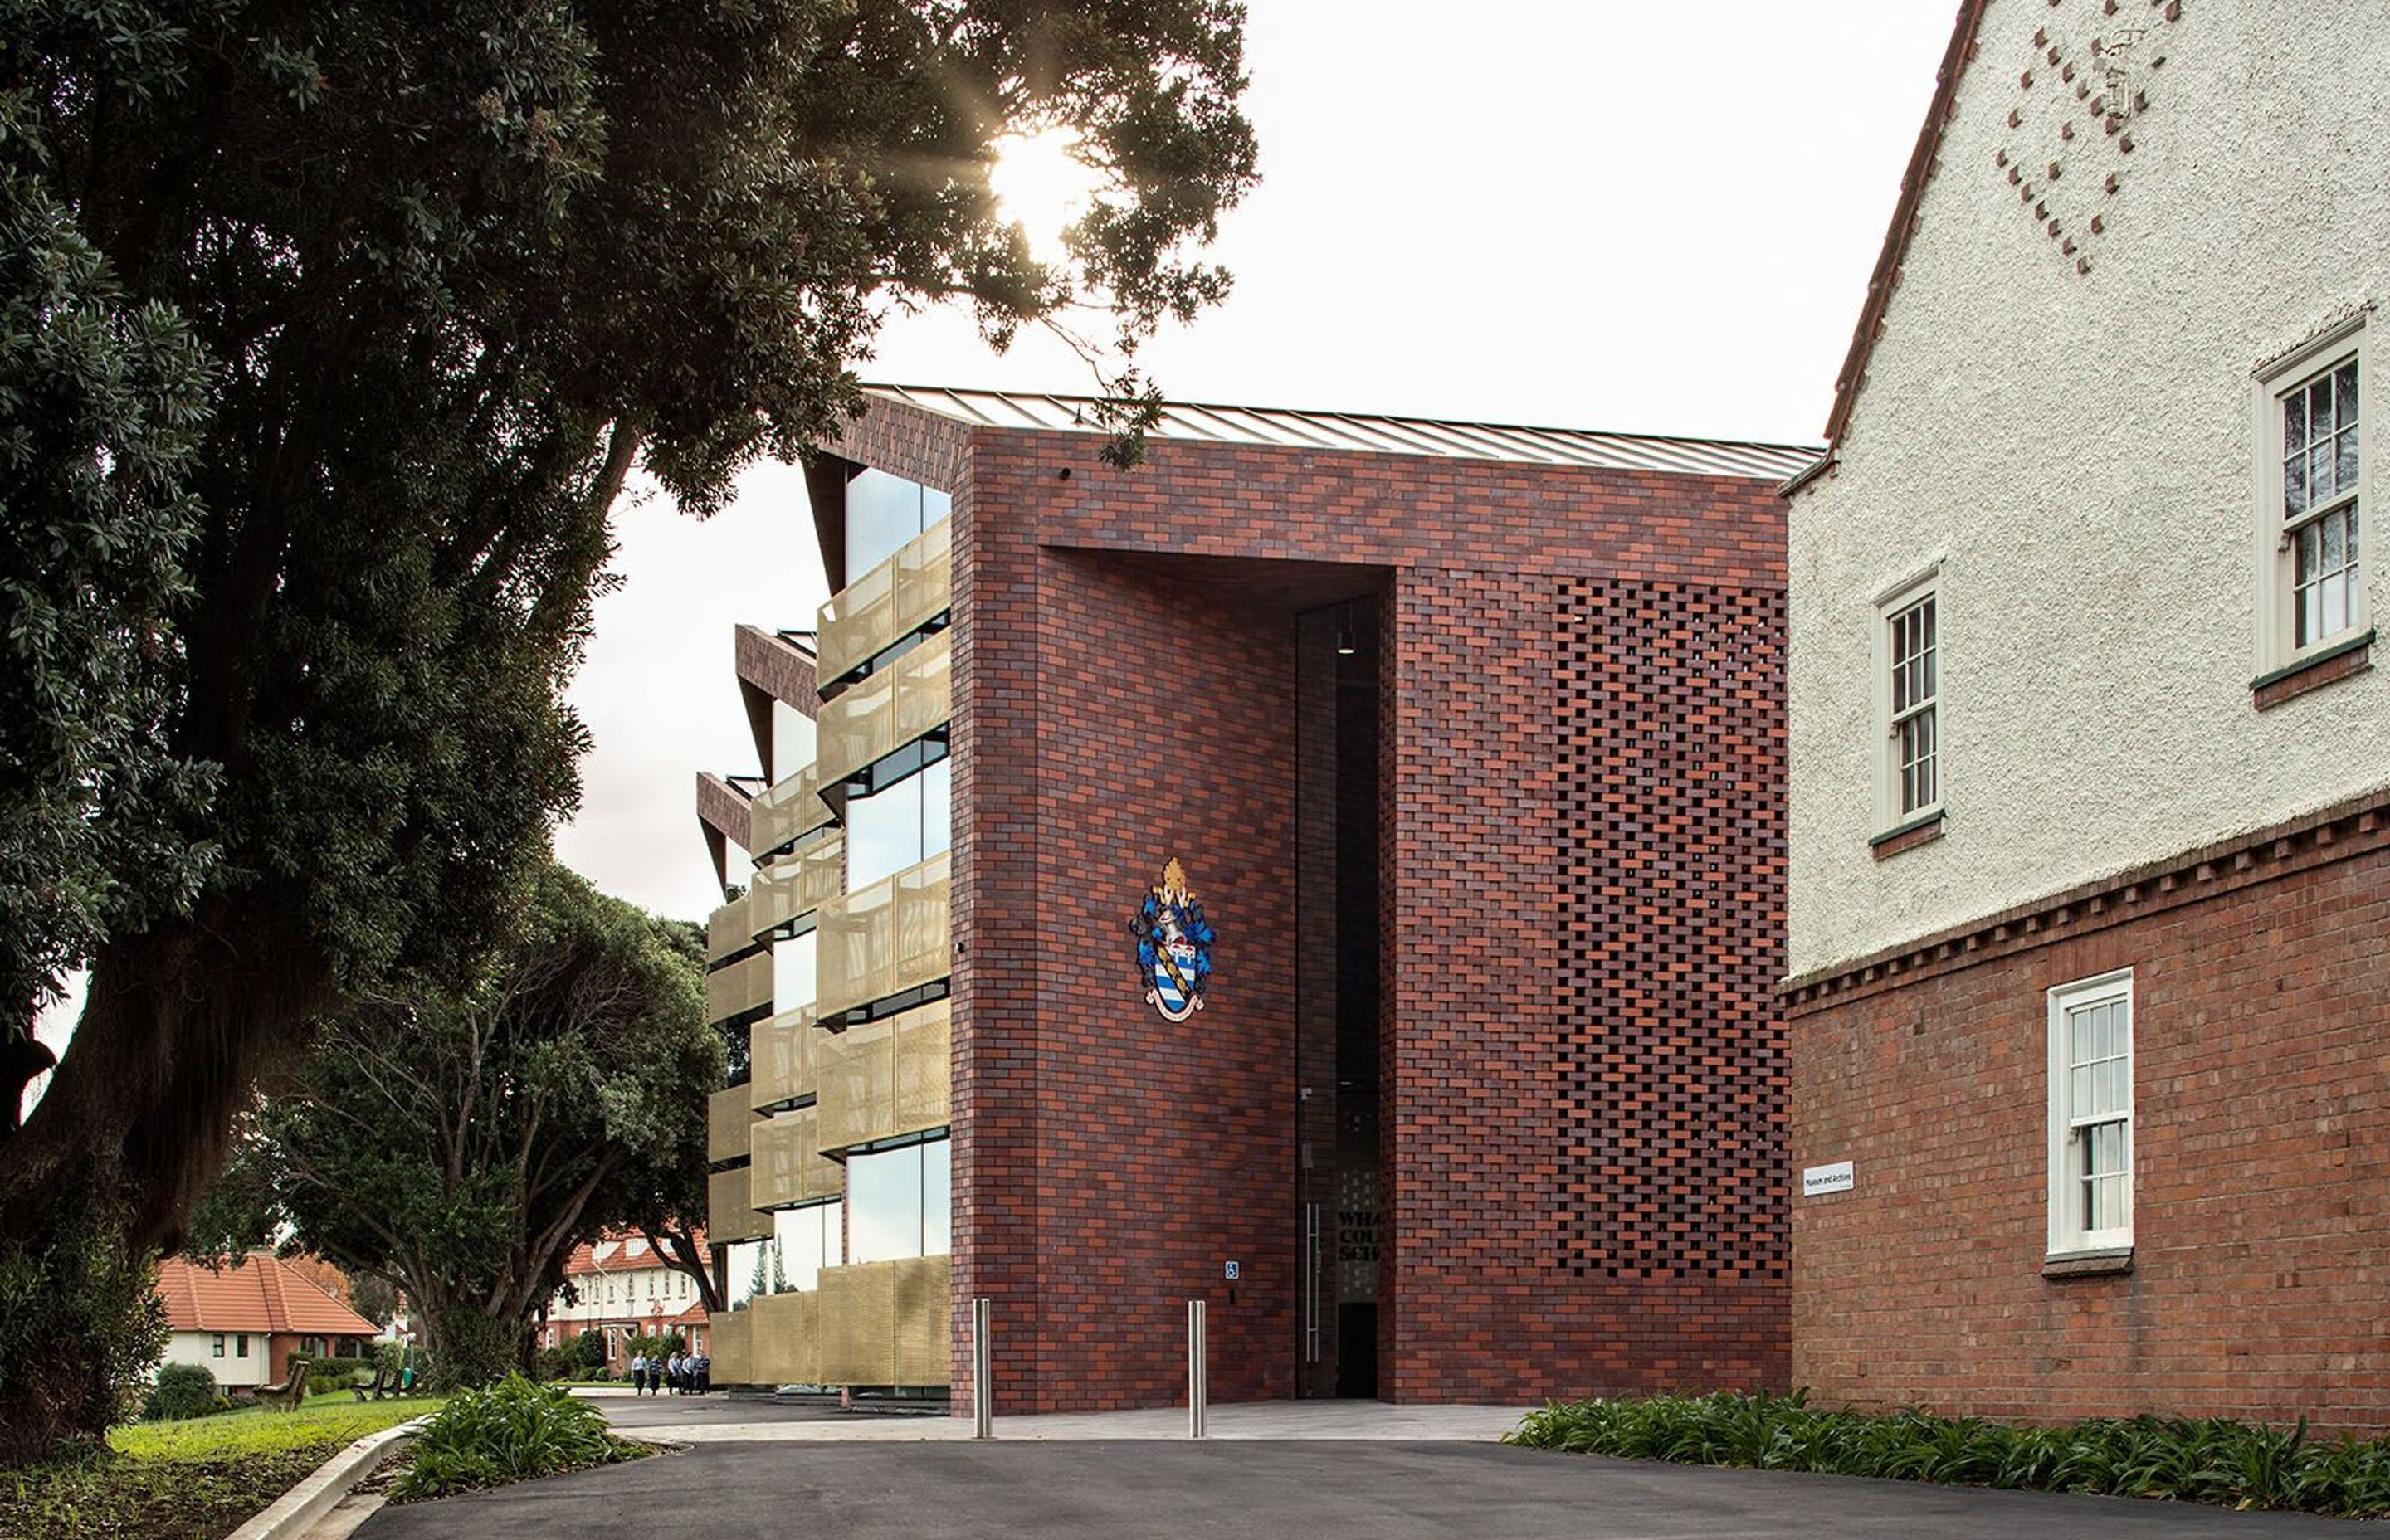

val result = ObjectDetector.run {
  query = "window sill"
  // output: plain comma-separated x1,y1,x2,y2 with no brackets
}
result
2042,1246,2134,1279
1869,811,1945,860
2253,628,2373,710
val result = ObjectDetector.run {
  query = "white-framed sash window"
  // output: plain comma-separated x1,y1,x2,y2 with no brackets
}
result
2256,314,2369,673
2046,968,2134,1257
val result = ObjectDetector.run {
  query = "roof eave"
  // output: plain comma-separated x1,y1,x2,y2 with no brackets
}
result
1822,0,1992,448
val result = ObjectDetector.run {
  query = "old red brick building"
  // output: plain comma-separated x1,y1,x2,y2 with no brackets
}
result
1783,0,2390,1431
701,387,1810,1411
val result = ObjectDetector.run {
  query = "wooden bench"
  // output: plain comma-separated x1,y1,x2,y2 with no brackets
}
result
256,1355,310,1411
349,1362,400,1401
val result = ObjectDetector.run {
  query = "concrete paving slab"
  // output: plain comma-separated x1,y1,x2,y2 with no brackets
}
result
354,1440,2358,1540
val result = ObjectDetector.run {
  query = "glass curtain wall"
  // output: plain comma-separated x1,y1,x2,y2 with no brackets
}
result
844,757,952,889
832,464,954,1289
846,467,952,578
724,1201,846,1312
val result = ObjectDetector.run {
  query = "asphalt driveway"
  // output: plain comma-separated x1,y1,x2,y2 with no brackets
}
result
356,1440,2361,1539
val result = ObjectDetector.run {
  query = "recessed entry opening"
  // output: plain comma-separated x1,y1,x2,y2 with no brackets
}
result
1295,596,1383,1399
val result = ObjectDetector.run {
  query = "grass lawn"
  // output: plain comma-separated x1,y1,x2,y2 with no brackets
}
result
0,1391,446,1540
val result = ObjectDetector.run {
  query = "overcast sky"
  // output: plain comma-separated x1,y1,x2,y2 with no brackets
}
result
29,4,1958,1084
554,2,1956,926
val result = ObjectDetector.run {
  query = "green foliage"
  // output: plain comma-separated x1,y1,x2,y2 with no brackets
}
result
0,71,219,1028
625,1331,683,1362
530,1344,581,1382
1,1395,441,1540
139,1364,222,1423
390,1374,641,1502
194,863,719,1393
1,0,1252,1463
304,1364,362,1399
0,1191,167,1462
567,1329,606,1372
1508,1391,2390,1518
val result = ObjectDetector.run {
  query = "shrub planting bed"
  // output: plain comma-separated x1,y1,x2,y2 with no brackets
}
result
389,1375,647,1503
1509,1391,2390,1518
0,1392,443,1540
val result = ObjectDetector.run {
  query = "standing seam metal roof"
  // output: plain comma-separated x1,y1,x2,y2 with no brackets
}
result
864,384,1819,481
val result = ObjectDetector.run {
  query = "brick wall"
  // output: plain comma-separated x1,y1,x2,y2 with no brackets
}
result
828,399,1792,1411
1790,807,2390,1430
1378,570,1788,1401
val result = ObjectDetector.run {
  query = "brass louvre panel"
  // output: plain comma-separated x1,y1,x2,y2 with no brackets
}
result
815,1261,897,1386
748,1289,817,1387
789,833,847,918
816,520,954,685
814,629,951,791
750,833,845,939
817,1001,950,1155
749,1006,819,1111
707,1167,768,1244
890,1255,951,1386
708,1310,753,1386
707,1085,754,1167
749,1105,840,1209
748,762,836,855
816,851,950,1023
890,1002,952,1135
705,950,773,1026
705,890,757,962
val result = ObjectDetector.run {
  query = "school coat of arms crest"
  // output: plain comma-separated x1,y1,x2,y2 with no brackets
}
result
1129,858,1216,1023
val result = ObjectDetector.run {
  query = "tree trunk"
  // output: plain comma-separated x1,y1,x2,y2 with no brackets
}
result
415,1290,532,1393
0,899,332,1462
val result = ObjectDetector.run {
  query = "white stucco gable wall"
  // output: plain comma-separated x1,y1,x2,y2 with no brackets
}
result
1788,0,2390,977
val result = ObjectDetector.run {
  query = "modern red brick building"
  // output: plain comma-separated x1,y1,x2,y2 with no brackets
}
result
1783,0,2390,1430
700,387,1812,1411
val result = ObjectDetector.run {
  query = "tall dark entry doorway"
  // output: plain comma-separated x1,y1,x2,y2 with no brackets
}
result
1295,597,1383,1400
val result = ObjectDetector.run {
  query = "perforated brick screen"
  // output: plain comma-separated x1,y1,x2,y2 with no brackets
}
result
1558,578,1790,1284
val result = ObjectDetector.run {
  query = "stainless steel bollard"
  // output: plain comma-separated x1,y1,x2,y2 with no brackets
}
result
972,1296,993,1440
1187,1299,1207,1439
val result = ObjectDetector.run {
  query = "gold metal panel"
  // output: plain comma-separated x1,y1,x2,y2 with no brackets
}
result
817,1001,950,1155
748,761,836,855
708,1310,752,1386
891,1255,952,1386
816,521,954,685
751,832,844,938
815,851,950,1023
706,890,756,962
708,1167,768,1244
815,1017,890,1156
889,1002,952,1137
749,1105,840,1209
790,832,846,918
814,629,951,790
708,1085,754,1167
747,1289,816,1386
705,951,773,1026
749,1006,819,1111
815,1261,898,1386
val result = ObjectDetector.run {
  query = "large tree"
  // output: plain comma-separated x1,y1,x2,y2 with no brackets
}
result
198,864,720,1390
0,0,1252,1455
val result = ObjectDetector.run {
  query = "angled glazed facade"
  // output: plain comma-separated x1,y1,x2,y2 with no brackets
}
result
1786,0,2390,1429
700,386,1813,1411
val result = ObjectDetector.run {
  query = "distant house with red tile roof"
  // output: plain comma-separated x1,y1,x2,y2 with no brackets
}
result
542,1229,712,1369
154,1253,380,1388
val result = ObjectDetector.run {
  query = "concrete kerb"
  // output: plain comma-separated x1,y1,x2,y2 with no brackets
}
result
224,1417,427,1540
